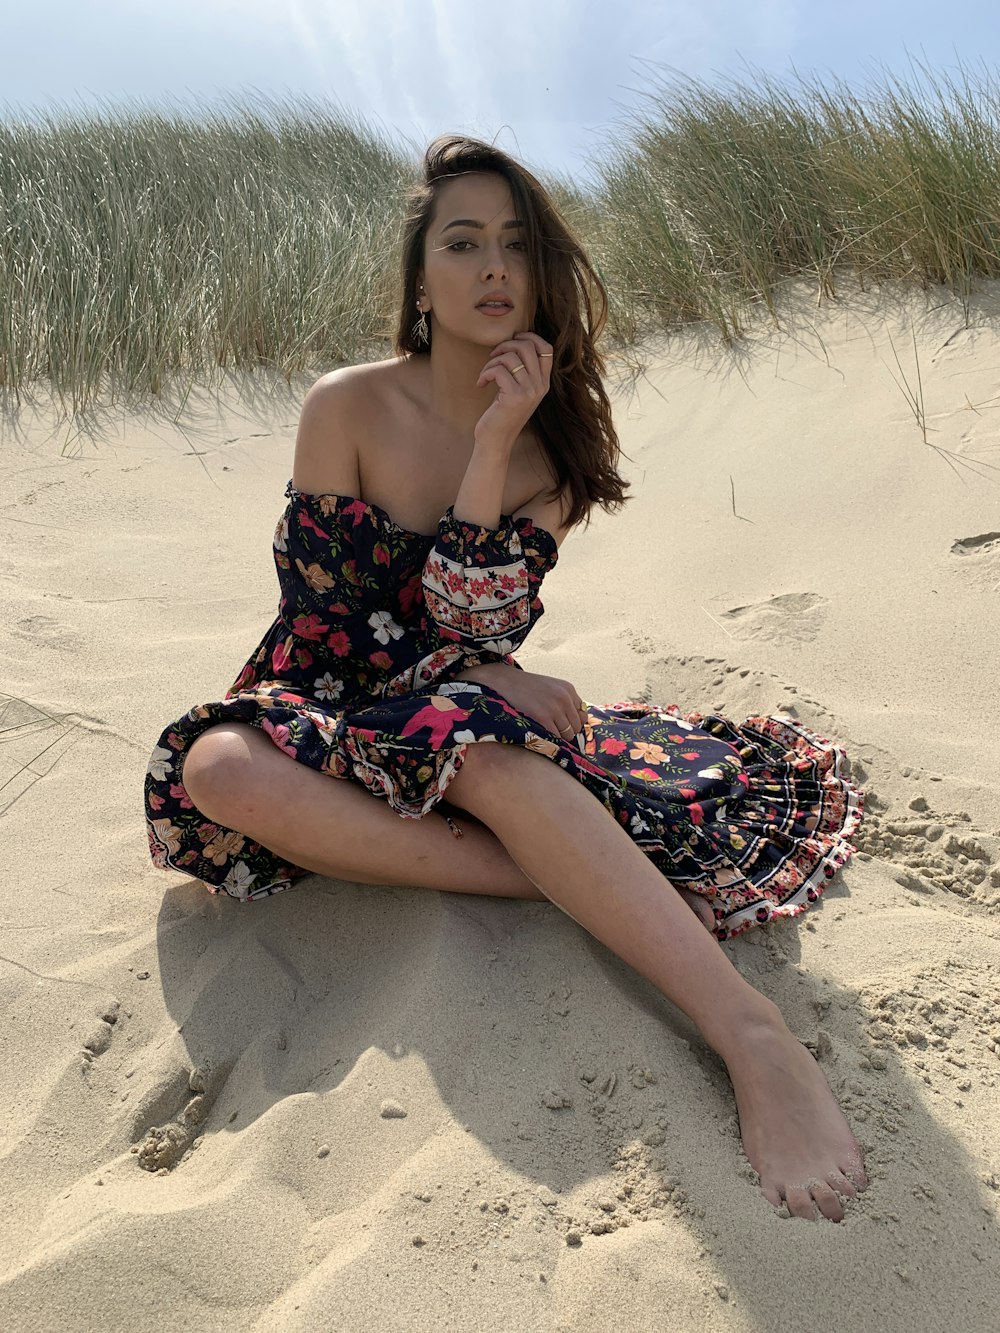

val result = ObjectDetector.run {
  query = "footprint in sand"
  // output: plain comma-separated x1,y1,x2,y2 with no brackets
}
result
130,1058,234,1172
80,1000,121,1065
853,799,999,910
858,959,1000,1104
712,593,830,646
13,615,83,652
949,533,1000,592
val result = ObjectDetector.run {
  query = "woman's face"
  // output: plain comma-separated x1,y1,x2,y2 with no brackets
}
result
419,171,537,348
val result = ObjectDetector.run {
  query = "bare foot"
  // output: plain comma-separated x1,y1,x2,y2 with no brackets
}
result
679,888,717,933
721,1013,868,1221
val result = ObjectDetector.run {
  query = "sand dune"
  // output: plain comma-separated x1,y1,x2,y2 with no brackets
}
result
2,285,999,1331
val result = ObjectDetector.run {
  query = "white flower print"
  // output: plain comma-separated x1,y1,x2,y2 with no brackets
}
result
368,610,405,644
146,745,176,782
482,638,516,655
273,515,289,552
453,730,498,743
630,812,650,835
222,862,258,902
314,672,345,702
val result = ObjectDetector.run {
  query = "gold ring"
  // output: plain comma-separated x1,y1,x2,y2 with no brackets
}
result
511,363,525,374
539,353,553,358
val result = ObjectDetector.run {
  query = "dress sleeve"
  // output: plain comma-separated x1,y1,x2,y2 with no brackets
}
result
419,505,559,657
274,488,390,623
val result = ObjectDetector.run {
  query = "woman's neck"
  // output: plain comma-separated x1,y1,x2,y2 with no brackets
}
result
417,330,504,440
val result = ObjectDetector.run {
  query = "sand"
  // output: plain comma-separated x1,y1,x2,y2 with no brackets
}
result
2,284,999,1331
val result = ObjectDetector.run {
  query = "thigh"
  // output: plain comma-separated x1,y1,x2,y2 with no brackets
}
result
444,738,518,812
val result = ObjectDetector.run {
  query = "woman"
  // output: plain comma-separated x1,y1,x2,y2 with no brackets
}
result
145,135,867,1221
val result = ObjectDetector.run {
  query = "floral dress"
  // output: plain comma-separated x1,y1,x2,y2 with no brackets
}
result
144,480,864,941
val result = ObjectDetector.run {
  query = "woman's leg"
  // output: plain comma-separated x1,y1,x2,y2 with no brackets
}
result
180,723,547,898
443,741,868,1223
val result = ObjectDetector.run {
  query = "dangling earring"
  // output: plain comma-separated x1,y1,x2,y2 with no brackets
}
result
413,290,430,346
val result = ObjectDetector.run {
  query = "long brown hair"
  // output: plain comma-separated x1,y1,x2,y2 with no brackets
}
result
394,135,631,531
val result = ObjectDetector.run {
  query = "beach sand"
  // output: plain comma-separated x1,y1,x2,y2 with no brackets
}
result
2,285,999,1331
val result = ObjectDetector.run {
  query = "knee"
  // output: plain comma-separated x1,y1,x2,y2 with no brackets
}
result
181,723,265,813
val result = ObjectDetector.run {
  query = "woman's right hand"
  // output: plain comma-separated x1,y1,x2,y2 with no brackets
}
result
474,331,554,447
466,663,589,742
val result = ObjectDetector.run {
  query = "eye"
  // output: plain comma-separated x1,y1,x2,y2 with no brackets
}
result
447,239,474,251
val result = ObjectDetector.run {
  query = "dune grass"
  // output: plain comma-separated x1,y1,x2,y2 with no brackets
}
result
0,93,413,414
2,61,999,415
592,59,1000,347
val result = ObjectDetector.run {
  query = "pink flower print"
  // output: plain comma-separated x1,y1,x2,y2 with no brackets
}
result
291,612,330,641
169,782,194,809
298,509,331,540
629,766,661,781
295,646,314,670
148,792,164,812
668,733,688,743
326,629,351,657
681,752,701,761
678,787,697,800
398,573,422,615
261,717,298,757
689,802,706,825
373,541,391,567
230,664,254,692
599,737,628,755
369,650,393,670
342,499,372,530
272,636,295,673
401,695,471,747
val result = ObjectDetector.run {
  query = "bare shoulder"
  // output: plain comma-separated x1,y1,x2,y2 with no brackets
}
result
512,437,576,550
292,359,404,496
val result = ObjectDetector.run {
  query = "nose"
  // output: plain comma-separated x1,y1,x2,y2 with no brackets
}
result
481,239,508,282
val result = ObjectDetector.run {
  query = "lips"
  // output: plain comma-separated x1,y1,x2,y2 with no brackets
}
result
476,293,514,310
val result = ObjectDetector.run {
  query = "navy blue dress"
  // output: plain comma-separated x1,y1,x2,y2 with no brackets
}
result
144,480,864,940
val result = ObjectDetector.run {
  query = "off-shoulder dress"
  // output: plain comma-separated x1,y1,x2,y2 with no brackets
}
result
143,480,864,941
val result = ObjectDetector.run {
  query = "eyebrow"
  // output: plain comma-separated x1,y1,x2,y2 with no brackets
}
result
439,218,526,234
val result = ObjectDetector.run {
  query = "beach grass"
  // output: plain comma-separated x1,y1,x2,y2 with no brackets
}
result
2,60,999,415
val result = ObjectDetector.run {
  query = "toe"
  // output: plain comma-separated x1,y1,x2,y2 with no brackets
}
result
811,1183,845,1222
784,1186,818,1221
840,1153,869,1192
827,1169,857,1199
761,1180,783,1210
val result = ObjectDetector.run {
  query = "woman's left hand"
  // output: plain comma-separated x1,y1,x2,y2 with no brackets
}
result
474,331,553,448
456,661,589,741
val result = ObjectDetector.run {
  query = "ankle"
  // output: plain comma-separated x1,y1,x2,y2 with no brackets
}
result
698,992,788,1064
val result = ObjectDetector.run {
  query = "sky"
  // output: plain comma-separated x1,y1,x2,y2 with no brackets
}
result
4,1,997,182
